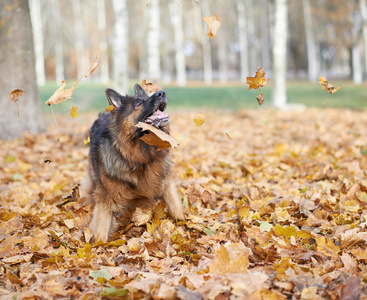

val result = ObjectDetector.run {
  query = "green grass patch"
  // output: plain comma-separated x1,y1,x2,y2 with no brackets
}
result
39,80,367,114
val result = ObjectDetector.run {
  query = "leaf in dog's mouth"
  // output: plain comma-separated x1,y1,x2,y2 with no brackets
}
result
135,122,179,151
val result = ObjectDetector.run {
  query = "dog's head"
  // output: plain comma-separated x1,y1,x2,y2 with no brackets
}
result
105,84,170,137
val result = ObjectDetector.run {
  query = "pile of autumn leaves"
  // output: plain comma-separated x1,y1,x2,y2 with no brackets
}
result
1,106,367,299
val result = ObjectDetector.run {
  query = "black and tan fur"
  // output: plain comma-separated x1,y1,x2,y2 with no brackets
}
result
82,84,184,242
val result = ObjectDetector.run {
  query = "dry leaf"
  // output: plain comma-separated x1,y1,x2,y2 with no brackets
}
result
319,76,341,95
10,89,25,103
45,81,75,106
70,105,79,118
135,122,179,151
141,78,163,94
84,57,99,78
247,68,270,90
105,105,114,112
193,114,205,127
256,92,265,105
203,14,221,39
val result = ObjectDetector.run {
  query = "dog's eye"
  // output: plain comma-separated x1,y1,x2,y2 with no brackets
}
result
135,100,143,107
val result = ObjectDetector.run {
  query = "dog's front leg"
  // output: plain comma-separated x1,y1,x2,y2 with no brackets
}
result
90,194,116,243
163,182,184,220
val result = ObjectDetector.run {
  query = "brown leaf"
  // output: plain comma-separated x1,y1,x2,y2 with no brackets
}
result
256,92,265,105
84,57,99,78
10,89,25,103
247,68,270,90
203,14,221,39
319,76,341,95
135,122,179,151
141,78,163,94
45,81,75,106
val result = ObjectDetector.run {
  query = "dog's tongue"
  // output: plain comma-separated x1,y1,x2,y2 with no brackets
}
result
147,110,168,122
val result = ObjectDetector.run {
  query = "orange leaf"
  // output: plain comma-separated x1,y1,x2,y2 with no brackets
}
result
45,81,75,106
247,68,270,90
105,105,114,112
203,14,221,39
10,89,25,103
135,122,179,151
319,76,341,95
141,78,163,94
84,57,99,78
70,105,79,118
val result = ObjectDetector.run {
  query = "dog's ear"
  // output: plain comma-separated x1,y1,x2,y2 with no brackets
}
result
105,88,126,108
134,84,148,99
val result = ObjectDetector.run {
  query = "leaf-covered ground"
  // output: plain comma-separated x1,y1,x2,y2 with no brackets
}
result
1,108,367,299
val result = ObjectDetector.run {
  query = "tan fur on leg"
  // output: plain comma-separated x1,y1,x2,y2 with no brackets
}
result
163,182,184,220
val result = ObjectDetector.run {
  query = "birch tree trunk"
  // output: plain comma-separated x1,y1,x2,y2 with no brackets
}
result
246,0,257,74
217,0,228,83
73,0,87,79
349,0,362,85
111,0,129,94
147,0,161,82
237,0,249,82
29,0,46,86
51,0,64,83
97,0,110,83
169,0,187,86
260,0,271,73
0,0,44,139
202,0,213,85
272,0,288,108
360,0,367,79
303,0,320,82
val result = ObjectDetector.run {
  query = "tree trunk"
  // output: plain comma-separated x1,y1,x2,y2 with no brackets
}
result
260,0,271,74
303,0,320,82
97,0,110,83
51,0,64,83
272,0,288,108
73,0,88,80
246,0,257,74
216,0,228,83
169,0,187,86
29,0,46,86
349,0,362,85
111,0,129,94
0,0,44,139
360,0,367,79
237,0,249,82
202,0,213,85
147,0,161,82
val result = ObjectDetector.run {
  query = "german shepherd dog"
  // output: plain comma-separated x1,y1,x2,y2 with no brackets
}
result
82,84,184,242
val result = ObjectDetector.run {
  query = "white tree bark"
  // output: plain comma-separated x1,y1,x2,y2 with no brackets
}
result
349,0,362,85
147,0,161,82
202,0,213,85
360,0,367,79
237,0,249,82
112,0,129,94
51,0,64,83
272,0,288,108
246,0,257,74
73,0,87,80
303,0,320,82
97,0,109,83
217,0,228,83
29,0,46,86
169,0,186,86
260,0,271,73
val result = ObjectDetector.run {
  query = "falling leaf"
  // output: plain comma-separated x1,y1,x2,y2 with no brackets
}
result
141,78,163,94
319,76,341,104
45,81,75,106
247,68,270,90
256,92,265,105
84,57,99,78
10,89,25,103
135,122,179,151
105,105,114,112
84,137,90,146
203,14,221,39
193,114,205,127
70,105,79,118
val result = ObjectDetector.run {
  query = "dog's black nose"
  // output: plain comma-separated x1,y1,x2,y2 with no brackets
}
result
154,91,166,98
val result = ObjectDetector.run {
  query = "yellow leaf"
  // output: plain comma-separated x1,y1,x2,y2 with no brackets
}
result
84,137,90,146
105,105,114,112
203,14,221,39
319,76,341,95
209,245,249,274
135,122,179,151
141,78,163,94
315,236,340,257
193,114,205,127
246,68,270,90
70,105,79,118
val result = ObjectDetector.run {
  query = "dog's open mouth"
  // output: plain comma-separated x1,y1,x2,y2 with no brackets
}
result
145,102,169,128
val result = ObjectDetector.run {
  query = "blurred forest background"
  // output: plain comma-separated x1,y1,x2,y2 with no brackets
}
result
1,0,367,139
